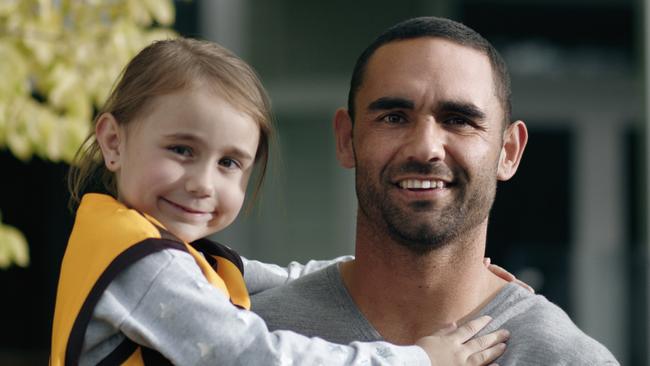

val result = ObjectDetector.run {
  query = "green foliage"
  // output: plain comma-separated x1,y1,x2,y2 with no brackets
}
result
0,0,178,268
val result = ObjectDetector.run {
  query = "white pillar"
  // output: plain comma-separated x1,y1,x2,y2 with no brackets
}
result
198,0,250,58
571,115,627,363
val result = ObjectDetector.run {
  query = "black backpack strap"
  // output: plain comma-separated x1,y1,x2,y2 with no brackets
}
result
141,346,174,365
97,339,173,366
191,238,244,275
96,338,138,365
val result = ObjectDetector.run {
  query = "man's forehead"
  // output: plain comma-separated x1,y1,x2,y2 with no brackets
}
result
355,38,503,118
362,39,494,97
367,38,491,80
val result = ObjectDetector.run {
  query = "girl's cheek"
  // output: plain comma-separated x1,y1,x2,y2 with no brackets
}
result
240,167,256,190
227,188,247,217
149,161,185,182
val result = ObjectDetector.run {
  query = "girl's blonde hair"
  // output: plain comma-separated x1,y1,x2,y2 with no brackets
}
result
68,38,273,210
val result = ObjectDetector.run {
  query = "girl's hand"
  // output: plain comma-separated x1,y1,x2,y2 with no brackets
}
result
415,315,509,366
484,257,534,293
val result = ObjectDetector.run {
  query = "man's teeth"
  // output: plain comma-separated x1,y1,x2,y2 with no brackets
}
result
399,180,445,189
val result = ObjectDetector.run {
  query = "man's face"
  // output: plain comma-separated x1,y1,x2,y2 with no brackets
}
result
347,38,508,252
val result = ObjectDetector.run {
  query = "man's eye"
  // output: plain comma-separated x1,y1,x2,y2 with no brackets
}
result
381,114,406,124
219,158,241,169
168,145,193,157
444,116,470,126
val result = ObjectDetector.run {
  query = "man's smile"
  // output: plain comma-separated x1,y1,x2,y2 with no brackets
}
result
397,179,447,190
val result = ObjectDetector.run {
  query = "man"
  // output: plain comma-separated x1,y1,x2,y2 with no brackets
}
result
252,16,618,365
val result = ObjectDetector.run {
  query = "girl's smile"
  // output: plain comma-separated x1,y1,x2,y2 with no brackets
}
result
157,196,220,228
160,197,213,216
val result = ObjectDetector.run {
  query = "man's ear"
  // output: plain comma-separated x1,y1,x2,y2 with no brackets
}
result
497,120,528,181
95,113,123,172
333,108,355,169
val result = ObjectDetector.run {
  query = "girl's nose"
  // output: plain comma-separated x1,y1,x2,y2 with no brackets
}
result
185,164,214,197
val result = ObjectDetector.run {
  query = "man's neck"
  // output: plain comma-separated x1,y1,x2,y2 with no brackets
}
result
340,215,507,345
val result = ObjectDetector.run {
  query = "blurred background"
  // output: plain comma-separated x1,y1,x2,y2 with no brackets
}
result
0,0,647,364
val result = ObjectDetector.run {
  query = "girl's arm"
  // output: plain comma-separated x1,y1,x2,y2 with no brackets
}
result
243,255,353,295
82,249,506,366
245,256,534,295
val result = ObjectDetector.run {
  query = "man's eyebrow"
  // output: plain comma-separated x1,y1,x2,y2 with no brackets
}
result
438,100,486,120
367,97,415,111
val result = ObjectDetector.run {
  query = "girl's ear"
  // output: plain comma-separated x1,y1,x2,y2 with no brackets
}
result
333,108,355,169
497,120,528,181
95,113,123,172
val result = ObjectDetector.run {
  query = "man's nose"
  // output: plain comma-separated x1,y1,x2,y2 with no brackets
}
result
185,164,214,197
403,119,446,163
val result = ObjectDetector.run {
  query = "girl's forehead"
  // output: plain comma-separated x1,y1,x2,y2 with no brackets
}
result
127,87,260,148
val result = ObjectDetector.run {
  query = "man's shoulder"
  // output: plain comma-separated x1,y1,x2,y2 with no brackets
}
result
489,285,619,365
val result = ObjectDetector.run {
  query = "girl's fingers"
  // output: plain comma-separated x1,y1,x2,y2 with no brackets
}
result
435,321,458,336
464,329,510,353
485,262,535,293
487,263,516,281
467,343,506,366
450,315,492,343
513,278,535,293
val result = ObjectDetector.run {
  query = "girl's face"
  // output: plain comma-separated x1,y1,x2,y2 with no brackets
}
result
97,86,260,243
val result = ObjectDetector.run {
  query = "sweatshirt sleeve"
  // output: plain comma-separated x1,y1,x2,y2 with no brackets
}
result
83,249,428,366
243,255,354,295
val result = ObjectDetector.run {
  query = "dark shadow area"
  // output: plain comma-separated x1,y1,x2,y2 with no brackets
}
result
624,125,648,366
487,128,573,310
0,151,73,364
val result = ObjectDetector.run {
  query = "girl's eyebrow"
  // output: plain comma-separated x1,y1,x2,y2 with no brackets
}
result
163,132,254,161
225,147,254,162
163,132,203,145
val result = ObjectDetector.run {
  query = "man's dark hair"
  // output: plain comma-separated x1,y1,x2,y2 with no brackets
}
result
347,16,512,125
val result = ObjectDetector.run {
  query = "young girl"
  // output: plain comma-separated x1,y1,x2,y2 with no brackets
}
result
50,38,509,366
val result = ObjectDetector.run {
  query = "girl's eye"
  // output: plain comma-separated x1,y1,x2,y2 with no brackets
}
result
219,158,241,169
168,145,193,157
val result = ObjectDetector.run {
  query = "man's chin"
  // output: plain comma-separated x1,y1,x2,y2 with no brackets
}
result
386,224,456,255
395,238,451,255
